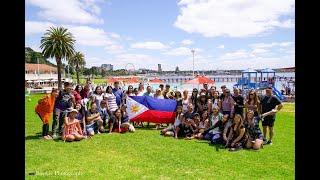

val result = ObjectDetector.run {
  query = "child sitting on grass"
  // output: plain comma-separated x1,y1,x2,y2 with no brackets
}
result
62,108,85,142
35,88,59,140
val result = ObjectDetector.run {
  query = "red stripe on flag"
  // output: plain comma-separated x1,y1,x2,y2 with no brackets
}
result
131,110,175,124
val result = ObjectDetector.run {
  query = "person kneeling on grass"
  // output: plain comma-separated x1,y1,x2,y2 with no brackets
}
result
121,104,135,132
225,114,247,151
62,108,85,142
244,110,264,150
85,102,105,137
35,88,59,140
109,108,134,133
161,106,184,138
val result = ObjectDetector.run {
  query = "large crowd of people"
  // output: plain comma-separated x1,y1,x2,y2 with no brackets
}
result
35,79,283,151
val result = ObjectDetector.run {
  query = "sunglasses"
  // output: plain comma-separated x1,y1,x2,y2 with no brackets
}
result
250,94,254,95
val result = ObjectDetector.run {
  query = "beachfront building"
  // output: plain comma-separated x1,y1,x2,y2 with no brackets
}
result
25,63,71,88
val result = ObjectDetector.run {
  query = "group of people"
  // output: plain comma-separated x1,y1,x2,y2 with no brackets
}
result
35,79,283,151
35,80,135,142
159,83,283,151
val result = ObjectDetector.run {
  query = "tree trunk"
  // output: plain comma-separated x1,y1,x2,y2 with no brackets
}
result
76,64,80,85
56,57,63,90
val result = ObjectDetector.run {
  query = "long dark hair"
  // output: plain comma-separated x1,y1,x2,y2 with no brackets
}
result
106,86,113,94
94,86,102,95
246,90,260,105
175,106,183,118
75,85,82,93
113,108,122,120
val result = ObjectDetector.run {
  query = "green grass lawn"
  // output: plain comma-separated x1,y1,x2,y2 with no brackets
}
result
25,94,295,179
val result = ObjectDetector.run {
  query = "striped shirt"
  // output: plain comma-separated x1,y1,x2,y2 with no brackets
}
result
104,93,118,112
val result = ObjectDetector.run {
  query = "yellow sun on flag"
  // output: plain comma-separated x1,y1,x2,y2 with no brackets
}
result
131,105,140,113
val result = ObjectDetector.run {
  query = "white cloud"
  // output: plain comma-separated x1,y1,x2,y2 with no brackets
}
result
110,32,121,39
25,21,55,36
67,25,113,46
130,41,169,50
25,21,116,47
163,47,202,56
252,48,268,54
27,0,103,24
174,0,295,37
217,45,225,49
181,39,194,45
169,41,176,45
104,44,125,54
250,41,294,49
85,57,106,67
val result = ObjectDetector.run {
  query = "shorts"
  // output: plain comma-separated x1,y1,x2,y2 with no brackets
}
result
262,117,275,127
86,123,96,134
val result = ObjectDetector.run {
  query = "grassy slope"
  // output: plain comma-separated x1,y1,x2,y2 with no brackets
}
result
25,95,294,179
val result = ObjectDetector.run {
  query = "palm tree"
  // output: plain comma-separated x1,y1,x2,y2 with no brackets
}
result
69,52,86,84
40,27,75,90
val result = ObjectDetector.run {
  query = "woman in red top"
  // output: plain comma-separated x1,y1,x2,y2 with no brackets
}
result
73,85,83,104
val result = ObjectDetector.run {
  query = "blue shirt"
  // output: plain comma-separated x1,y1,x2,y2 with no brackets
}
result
112,87,123,106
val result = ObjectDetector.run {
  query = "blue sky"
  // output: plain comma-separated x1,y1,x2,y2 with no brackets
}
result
25,0,295,71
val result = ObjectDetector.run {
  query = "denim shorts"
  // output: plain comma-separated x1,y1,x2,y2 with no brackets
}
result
86,123,96,134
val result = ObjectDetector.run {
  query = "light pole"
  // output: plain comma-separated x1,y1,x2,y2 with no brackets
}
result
37,57,40,80
191,49,195,77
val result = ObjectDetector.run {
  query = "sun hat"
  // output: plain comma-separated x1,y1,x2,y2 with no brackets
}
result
67,108,78,114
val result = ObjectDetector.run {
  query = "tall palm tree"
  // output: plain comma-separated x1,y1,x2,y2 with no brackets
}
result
69,52,86,84
40,26,75,90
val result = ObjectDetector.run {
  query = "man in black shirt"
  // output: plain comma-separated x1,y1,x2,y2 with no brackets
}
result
260,87,283,145
232,88,244,117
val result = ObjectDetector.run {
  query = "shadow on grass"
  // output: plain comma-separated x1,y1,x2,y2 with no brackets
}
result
25,132,42,140
209,143,226,152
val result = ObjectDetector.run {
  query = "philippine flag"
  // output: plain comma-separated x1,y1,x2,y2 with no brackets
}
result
126,96,177,124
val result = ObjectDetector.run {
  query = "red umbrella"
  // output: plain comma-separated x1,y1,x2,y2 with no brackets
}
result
149,78,164,83
185,75,214,84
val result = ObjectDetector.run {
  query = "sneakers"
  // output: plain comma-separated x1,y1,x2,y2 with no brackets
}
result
229,147,242,151
267,140,273,145
52,133,60,139
263,138,268,145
